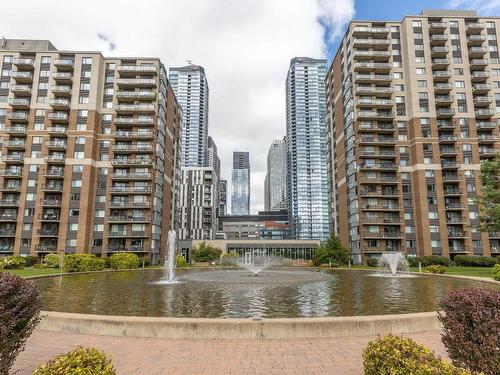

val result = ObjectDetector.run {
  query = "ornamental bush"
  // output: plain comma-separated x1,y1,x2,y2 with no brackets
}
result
367,258,379,267
43,253,60,268
24,255,38,267
493,264,500,281
438,288,500,375
312,234,350,266
221,253,238,266
192,242,222,262
109,252,140,270
454,255,497,267
0,272,41,375
33,347,116,375
0,255,26,269
424,265,446,274
363,334,472,375
175,255,188,268
64,254,105,273
407,255,451,267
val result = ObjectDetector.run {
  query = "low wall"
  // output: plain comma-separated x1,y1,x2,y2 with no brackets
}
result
39,311,440,340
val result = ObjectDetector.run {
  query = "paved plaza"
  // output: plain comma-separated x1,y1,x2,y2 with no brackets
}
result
14,329,447,375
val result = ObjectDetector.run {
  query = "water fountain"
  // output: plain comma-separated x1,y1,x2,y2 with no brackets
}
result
377,252,409,276
156,229,181,284
236,248,276,276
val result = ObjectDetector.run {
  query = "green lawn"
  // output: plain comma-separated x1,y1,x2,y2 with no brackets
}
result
349,265,496,279
4,267,63,277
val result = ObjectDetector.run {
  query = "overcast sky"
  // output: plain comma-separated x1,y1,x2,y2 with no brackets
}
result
1,0,354,213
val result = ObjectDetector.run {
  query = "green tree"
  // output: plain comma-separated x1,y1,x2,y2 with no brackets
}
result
474,155,500,233
313,234,350,266
191,242,222,262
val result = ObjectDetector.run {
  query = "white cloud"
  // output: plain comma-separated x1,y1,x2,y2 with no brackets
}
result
1,0,353,213
448,0,500,14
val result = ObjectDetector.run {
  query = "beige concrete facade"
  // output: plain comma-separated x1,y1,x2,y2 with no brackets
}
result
327,10,500,263
0,39,182,263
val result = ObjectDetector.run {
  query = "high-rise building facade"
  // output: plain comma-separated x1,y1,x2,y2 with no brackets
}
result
286,57,330,241
218,179,227,216
326,10,500,264
0,39,182,263
179,167,218,240
169,65,208,167
264,138,288,211
207,136,220,177
231,151,250,215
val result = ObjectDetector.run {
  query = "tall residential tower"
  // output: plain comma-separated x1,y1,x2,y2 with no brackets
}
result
264,138,288,211
286,57,330,240
326,9,499,263
231,151,250,215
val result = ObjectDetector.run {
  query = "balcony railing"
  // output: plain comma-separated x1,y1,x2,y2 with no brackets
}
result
117,65,157,74
54,59,75,69
109,186,151,193
114,104,155,113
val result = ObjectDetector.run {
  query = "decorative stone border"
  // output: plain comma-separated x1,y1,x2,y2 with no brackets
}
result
39,311,441,340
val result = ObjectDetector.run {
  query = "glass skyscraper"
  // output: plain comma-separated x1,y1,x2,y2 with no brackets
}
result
264,138,288,211
231,151,250,215
169,65,209,167
286,57,329,240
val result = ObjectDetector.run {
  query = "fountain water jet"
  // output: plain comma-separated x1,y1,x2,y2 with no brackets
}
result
377,252,409,276
155,229,182,284
236,249,277,276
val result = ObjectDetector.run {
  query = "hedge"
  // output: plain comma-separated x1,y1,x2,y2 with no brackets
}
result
43,253,60,268
0,255,26,269
63,254,105,273
407,255,451,267
493,264,500,281
366,258,379,267
454,255,497,267
424,265,446,274
109,252,140,270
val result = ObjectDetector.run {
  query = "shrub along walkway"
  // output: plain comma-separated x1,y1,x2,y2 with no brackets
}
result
14,329,447,375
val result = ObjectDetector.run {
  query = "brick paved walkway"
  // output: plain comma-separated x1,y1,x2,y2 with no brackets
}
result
14,329,447,375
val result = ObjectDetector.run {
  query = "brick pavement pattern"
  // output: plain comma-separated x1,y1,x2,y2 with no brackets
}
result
14,329,447,375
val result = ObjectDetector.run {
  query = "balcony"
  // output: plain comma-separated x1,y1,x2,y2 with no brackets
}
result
467,35,486,45
362,218,402,225
437,120,454,129
441,162,460,169
442,174,461,182
432,70,451,81
111,172,151,180
448,247,470,254
109,201,150,209
107,246,147,253
2,155,24,164
363,232,403,239
35,245,57,253
48,112,69,123
469,46,488,57
8,98,30,109
108,215,149,223
353,62,392,72
4,126,26,135
45,141,67,150
479,147,497,156
0,214,17,222
445,203,464,210
38,228,59,237
361,203,400,211
0,184,21,192
475,109,494,118
10,85,31,96
40,199,61,207
109,186,151,194
430,34,448,45
116,91,156,101
440,147,458,156
476,121,496,131
0,229,15,237
439,135,457,143
11,71,33,82
470,59,489,69
466,23,485,33
44,169,65,178
435,95,454,106
431,58,450,68
116,78,156,88
4,140,25,149
436,108,455,118
446,217,467,224
359,150,396,158
443,189,462,196
352,50,391,61
107,230,150,238
359,163,397,171
43,184,64,192
471,71,490,82
113,131,154,140
447,231,468,238
114,103,155,114
111,158,153,166
6,112,29,122
0,169,22,177
112,144,154,153
356,99,394,108
0,199,19,207
354,74,392,83
473,96,492,106
359,136,396,145
358,123,395,132
54,59,75,71
434,83,453,93
360,176,398,184
431,46,449,57
13,58,35,69
52,85,72,96
360,190,399,198
117,65,157,76
357,111,394,120
355,86,393,96
49,98,70,109
478,135,497,144
428,22,447,33
114,117,154,126
52,72,72,82
352,26,390,36
45,156,66,164
38,213,60,221
47,127,68,135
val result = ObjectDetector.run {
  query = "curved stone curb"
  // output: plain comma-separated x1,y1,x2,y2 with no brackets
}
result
39,311,441,340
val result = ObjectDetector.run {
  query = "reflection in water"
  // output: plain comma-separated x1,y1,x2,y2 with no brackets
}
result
31,269,498,318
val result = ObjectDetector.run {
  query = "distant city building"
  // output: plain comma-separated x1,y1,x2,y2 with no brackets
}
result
218,179,227,217
218,209,291,240
231,151,250,215
169,65,209,167
207,136,220,177
326,9,500,263
0,39,182,264
179,167,219,240
286,57,330,241
264,138,288,211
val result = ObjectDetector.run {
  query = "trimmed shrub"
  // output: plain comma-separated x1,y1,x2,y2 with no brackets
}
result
493,264,500,281
33,347,116,375
175,255,188,268
313,234,350,266
192,242,222,262
109,252,140,270
0,273,41,375
367,258,379,267
363,334,472,375
438,288,500,375
0,255,26,269
408,255,451,267
424,265,446,274
454,255,497,267
221,253,238,266
43,253,60,268
64,254,105,273
24,255,38,267
33,263,47,269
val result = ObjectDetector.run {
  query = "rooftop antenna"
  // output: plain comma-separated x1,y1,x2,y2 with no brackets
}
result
187,59,194,66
